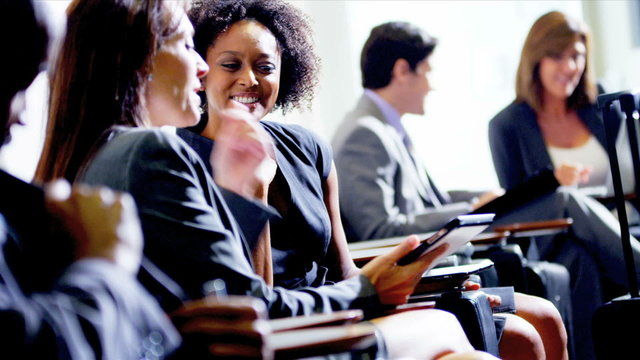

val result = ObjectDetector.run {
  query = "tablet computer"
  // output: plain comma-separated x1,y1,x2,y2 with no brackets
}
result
397,213,495,266
421,258,494,282
413,259,495,294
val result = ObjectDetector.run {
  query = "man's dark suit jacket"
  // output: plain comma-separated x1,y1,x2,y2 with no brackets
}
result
0,170,179,359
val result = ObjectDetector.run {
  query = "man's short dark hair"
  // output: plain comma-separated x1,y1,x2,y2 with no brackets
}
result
361,21,437,89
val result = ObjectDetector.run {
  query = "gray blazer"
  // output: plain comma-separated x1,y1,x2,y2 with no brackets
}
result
81,127,382,318
333,95,473,241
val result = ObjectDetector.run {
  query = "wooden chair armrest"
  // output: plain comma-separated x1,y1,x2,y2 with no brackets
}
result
470,231,510,245
268,309,364,333
270,323,377,358
384,301,437,315
351,231,507,264
493,218,573,234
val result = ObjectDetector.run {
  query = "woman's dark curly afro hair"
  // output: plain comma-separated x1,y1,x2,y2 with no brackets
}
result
189,0,319,113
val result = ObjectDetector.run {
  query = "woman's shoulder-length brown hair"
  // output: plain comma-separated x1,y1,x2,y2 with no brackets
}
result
34,0,182,184
515,11,598,112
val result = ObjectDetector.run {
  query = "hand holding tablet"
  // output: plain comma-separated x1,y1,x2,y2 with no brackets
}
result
397,213,495,266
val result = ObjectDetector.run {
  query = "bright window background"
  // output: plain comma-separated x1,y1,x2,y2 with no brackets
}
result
285,0,583,191
2,1,639,192
0,0,69,182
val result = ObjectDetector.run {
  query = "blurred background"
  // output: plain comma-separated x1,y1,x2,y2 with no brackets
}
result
3,0,639,192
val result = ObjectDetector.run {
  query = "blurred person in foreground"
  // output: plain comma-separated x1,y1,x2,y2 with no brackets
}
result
0,0,179,357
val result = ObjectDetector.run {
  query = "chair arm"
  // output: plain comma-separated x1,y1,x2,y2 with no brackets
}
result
384,300,436,315
268,309,364,333
493,218,573,237
270,323,377,358
470,231,510,245
448,190,486,203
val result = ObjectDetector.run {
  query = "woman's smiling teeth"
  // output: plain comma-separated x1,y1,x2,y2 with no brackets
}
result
232,96,259,104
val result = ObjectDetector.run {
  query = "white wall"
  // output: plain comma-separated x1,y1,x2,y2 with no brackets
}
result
6,1,636,193
0,73,50,182
584,0,640,92
0,0,69,182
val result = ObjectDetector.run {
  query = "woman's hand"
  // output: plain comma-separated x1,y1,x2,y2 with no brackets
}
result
463,280,502,308
45,179,143,274
210,108,276,200
171,295,273,359
554,162,591,187
361,236,448,305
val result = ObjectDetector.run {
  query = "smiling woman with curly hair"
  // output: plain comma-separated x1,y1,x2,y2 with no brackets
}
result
182,0,363,290
176,4,500,358
189,0,319,113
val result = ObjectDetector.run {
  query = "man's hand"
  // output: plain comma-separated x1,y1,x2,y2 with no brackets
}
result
45,179,143,274
361,235,448,305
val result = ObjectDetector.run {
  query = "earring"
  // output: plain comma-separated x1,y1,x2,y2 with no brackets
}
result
147,74,154,81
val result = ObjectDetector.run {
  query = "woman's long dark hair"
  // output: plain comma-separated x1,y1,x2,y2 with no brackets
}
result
35,0,179,183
